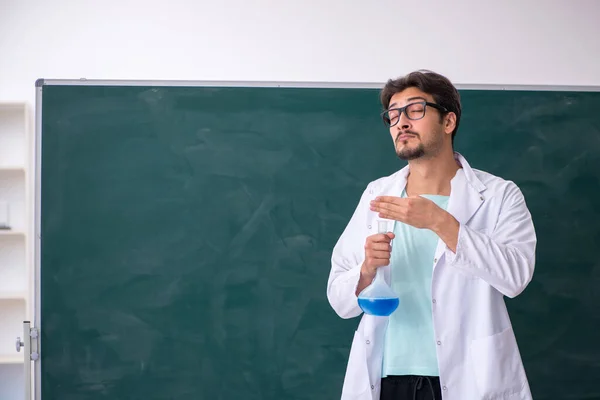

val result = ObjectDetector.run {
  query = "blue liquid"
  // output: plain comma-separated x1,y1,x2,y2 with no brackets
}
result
358,297,399,316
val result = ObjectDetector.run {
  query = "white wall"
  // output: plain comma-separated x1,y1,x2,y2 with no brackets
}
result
1,0,600,106
0,1,598,396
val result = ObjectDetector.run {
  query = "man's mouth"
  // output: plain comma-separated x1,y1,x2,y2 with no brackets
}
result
396,133,418,142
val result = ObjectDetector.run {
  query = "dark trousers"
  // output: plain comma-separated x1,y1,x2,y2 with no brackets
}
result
380,375,442,400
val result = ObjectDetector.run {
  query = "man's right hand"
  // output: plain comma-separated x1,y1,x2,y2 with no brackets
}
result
356,232,395,295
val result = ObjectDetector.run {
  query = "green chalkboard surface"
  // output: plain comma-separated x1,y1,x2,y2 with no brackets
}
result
38,82,600,399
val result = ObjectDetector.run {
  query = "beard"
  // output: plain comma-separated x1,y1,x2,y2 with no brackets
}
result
397,143,425,160
395,130,443,161
395,131,425,160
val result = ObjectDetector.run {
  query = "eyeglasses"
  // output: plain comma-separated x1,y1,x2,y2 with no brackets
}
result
381,101,448,127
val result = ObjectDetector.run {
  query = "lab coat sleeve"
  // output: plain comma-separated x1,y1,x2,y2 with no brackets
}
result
326,184,372,319
445,182,537,298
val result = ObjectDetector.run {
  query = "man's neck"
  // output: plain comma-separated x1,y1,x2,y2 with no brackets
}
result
405,151,461,196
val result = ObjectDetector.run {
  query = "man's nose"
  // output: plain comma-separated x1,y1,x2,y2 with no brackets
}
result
397,111,411,131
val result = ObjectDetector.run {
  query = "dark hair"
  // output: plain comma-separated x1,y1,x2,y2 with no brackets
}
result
380,70,462,143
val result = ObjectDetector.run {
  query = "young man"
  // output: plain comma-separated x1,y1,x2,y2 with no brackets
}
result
327,70,536,400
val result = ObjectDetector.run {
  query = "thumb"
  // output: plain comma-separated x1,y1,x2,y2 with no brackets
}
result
385,232,396,240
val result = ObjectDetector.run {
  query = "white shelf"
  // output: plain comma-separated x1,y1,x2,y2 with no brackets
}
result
0,230,26,236
0,355,23,364
0,363,25,400
0,170,26,232
0,104,27,170
0,230,26,238
0,291,28,300
0,299,26,360
0,166,26,172
0,236,26,294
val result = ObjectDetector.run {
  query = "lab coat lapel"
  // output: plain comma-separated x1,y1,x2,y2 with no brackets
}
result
447,169,484,226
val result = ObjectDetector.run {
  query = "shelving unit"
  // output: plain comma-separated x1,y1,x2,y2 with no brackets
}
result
0,102,32,400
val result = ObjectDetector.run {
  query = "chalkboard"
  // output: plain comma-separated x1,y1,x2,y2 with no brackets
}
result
37,81,600,400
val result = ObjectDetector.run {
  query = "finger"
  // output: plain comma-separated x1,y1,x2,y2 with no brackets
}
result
365,256,391,267
368,233,393,243
376,211,408,223
370,200,402,213
366,250,392,259
366,242,392,251
366,233,396,245
373,196,403,204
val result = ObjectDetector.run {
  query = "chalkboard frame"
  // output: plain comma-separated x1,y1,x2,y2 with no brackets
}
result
33,79,600,400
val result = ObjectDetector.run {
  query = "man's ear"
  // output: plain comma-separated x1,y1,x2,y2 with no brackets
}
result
444,113,457,135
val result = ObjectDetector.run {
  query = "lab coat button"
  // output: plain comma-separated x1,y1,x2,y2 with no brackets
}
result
371,385,374,390
366,340,370,344
443,386,447,391
432,299,436,304
437,341,441,345
368,224,372,229
433,258,438,263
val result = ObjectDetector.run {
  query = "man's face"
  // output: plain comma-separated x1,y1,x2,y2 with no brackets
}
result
386,87,450,161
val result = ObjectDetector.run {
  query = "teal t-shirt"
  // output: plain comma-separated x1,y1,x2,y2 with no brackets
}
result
382,192,449,377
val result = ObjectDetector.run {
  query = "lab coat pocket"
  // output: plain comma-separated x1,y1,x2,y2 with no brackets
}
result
341,330,370,398
469,327,527,398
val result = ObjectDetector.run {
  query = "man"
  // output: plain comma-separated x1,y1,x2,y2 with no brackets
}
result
326,70,536,400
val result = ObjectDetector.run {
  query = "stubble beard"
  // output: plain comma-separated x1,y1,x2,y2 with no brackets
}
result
396,143,426,161
395,129,445,161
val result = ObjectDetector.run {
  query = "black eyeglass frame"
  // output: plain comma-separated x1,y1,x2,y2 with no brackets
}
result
381,101,449,127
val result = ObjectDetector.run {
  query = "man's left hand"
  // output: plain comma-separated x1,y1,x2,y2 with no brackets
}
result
370,196,446,230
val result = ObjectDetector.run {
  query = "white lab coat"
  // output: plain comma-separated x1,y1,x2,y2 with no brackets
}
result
327,153,536,400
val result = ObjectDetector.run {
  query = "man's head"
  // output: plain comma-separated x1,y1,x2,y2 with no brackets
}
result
380,70,461,161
